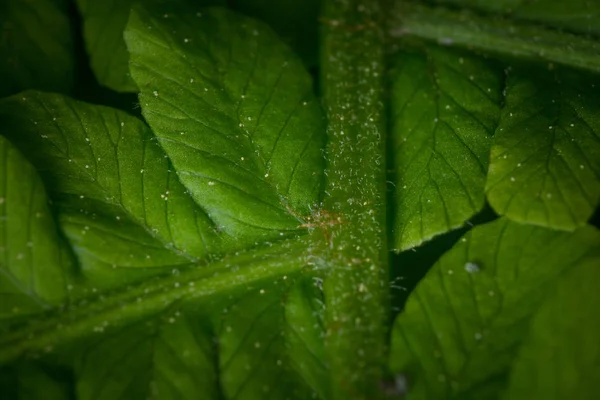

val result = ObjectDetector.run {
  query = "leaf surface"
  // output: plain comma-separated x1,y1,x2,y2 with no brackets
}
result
504,256,600,400
125,4,326,241
486,68,600,230
75,0,137,92
0,136,73,318
0,92,225,288
217,278,322,400
391,46,502,251
389,218,600,399
75,0,227,92
71,275,326,400
75,311,221,400
0,0,74,97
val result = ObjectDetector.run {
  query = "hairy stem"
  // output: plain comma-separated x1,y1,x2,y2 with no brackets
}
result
388,1,600,73
0,238,312,364
320,1,389,398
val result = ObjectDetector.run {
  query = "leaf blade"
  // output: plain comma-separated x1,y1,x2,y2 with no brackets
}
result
75,0,138,92
504,256,600,400
0,92,243,295
391,46,502,251
389,218,600,399
486,68,600,230
75,311,222,400
0,136,73,318
125,4,326,240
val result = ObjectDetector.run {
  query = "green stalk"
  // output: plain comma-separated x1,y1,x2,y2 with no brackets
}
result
389,1,600,73
320,1,389,398
0,238,311,364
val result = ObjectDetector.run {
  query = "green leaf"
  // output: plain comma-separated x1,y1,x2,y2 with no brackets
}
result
75,310,221,399
75,0,137,92
70,274,325,399
57,200,194,292
125,4,326,241
389,218,600,399
284,277,329,400
75,0,227,92
217,277,321,400
391,46,502,251
0,5,330,395
0,92,226,287
0,0,74,97
486,68,600,230
504,256,600,400
0,136,73,318
235,0,320,66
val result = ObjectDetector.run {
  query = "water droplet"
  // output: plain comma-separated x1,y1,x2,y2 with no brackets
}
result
465,262,480,273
